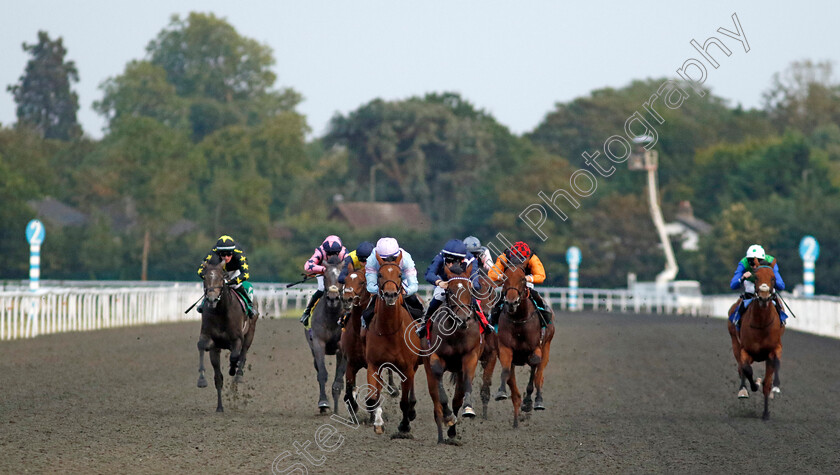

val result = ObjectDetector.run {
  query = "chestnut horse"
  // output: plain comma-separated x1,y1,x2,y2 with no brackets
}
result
365,254,421,437
495,258,555,428
305,255,347,414
423,262,483,444
339,264,398,418
727,265,784,420
196,255,257,412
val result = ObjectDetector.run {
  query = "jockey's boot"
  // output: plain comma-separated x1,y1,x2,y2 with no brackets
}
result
418,299,443,338
531,290,552,327
489,301,502,332
359,295,377,338
775,295,788,326
300,289,324,325
337,312,349,329
473,300,493,333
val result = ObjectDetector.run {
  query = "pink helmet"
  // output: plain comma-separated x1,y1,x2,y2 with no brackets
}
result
375,237,400,258
321,235,343,254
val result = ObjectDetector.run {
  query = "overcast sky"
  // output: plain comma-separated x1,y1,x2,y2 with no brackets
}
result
2,1,838,139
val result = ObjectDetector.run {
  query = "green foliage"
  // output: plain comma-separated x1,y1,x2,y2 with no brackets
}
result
7,31,81,140
94,61,188,130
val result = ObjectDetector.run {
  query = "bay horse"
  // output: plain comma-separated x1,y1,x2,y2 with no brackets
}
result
365,253,421,437
423,261,483,444
339,264,399,419
495,258,555,428
306,255,348,414
196,255,257,412
727,265,784,420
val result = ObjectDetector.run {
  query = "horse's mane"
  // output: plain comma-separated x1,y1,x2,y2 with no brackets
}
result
326,254,342,265
207,254,223,266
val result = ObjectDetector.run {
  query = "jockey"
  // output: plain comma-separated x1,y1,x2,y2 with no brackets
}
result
300,235,347,326
487,241,552,329
463,236,493,272
729,244,788,327
360,237,424,336
419,239,490,337
197,235,258,319
337,241,375,328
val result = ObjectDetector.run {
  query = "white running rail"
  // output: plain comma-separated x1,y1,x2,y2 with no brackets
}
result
2,283,839,340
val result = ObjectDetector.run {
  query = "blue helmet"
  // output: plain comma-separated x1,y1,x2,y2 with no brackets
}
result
442,239,467,258
356,241,375,260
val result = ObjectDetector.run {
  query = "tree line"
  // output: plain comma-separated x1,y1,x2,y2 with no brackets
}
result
2,12,839,294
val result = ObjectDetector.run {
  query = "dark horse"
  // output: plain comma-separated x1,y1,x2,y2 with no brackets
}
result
476,270,501,419
423,262,483,444
365,254,421,437
196,255,257,412
306,255,348,414
495,258,555,428
339,264,400,419
727,265,784,420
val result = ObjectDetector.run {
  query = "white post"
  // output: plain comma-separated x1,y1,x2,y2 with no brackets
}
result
799,236,819,298
566,247,581,311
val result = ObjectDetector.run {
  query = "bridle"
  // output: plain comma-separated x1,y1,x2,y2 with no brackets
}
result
443,276,475,328
377,261,403,306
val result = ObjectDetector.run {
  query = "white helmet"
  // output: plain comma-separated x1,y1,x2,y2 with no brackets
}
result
375,237,400,258
745,244,765,260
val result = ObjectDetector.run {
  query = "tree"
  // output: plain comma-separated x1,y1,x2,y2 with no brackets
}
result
762,60,840,135
145,12,301,140
7,31,81,140
92,117,195,280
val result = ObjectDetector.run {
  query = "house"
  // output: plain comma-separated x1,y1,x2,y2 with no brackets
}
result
665,201,712,251
329,201,431,231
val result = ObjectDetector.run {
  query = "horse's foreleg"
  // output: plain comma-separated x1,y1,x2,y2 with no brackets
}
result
309,341,330,411
344,362,359,415
772,344,783,398
332,350,348,414
394,372,416,438
534,336,552,410
728,321,747,396
197,336,212,388
739,350,758,393
461,349,480,419
229,338,243,377
365,364,384,434
496,345,514,402
423,358,446,444
522,366,536,413
480,348,497,418
508,365,522,429
234,320,257,383
210,349,224,413
387,369,400,398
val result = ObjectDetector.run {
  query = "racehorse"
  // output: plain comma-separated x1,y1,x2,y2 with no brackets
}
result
475,270,501,419
364,254,421,437
423,262,483,444
196,255,257,412
339,264,399,419
306,255,348,414
495,257,555,428
727,265,784,420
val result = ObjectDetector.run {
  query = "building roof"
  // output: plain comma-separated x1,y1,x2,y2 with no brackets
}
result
330,202,431,231
674,201,712,234
27,197,88,227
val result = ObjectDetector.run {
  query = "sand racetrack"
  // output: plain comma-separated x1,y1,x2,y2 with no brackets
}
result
1,311,839,474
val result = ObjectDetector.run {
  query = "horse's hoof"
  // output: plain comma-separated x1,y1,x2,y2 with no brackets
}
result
387,388,400,398
771,387,781,399
216,407,224,413
445,415,457,427
755,377,762,386
233,375,244,384
762,412,770,421
391,431,414,440
521,402,533,413
197,377,207,388
228,367,236,377
318,400,330,409
462,406,476,418
374,425,385,435
494,391,508,401
737,388,749,399
444,437,462,446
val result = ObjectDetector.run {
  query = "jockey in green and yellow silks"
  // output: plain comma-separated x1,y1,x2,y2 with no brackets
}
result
197,235,258,318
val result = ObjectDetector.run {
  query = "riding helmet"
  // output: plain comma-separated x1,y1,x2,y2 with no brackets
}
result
463,236,482,254
356,241,375,260
746,244,765,260
215,235,236,251
442,239,467,258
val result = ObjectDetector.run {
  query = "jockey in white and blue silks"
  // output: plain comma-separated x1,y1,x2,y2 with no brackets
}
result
729,244,788,327
360,237,424,330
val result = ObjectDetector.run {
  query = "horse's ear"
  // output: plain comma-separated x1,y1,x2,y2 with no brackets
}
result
395,252,403,265
376,253,385,266
443,264,454,279
465,261,474,276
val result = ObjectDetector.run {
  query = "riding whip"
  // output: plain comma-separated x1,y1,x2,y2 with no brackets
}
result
778,293,798,319
184,295,203,314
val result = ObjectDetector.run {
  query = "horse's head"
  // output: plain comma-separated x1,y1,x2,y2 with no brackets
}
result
202,255,226,310
754,265,776,307
322,255,344,311
376,252,403,306
443,261,474,329
502,257,528,314
341,265,369,312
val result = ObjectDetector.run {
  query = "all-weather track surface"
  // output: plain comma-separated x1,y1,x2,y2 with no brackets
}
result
1,311,839,474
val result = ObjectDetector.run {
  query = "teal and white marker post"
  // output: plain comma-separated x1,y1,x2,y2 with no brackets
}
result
566,246,581,311
798,235,819,297
26,219,45,337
